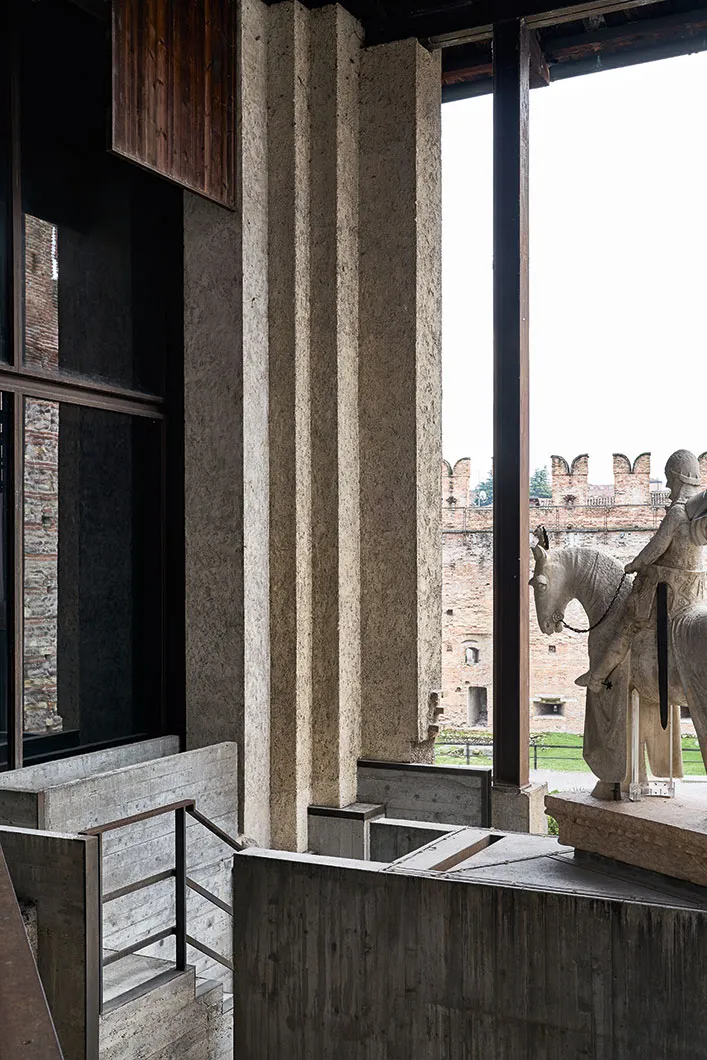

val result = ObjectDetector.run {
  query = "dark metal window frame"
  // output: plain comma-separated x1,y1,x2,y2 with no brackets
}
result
1,6,184,769
449,0,677,791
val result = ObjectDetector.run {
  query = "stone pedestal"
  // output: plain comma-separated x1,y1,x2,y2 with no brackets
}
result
547,790,707,887
492,782,548,834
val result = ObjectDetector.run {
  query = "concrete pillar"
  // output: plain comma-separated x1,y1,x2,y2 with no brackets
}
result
309,5,362,808
268,0,313,850
358,39,442,762
184,0,270,845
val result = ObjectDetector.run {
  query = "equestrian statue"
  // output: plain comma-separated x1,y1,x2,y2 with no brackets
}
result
530,450,707,798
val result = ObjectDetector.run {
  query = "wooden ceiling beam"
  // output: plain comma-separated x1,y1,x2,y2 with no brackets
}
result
366,0,658,47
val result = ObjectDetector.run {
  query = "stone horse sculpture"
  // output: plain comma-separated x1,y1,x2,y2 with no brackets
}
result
530,537,707,798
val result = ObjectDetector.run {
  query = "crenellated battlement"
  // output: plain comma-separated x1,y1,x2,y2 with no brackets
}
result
442,451,707,514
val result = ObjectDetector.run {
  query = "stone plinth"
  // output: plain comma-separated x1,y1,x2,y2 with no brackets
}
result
547,790,707,887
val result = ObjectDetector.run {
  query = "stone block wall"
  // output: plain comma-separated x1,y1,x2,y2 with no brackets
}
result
441,452,699,735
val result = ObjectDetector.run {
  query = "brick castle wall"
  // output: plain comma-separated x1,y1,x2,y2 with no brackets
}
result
23,215,62,734
441,454,707,734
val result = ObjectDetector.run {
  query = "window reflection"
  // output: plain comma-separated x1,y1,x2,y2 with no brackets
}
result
23,402,162,748
24,216,59,372
19,0,181,396
23,398,60,735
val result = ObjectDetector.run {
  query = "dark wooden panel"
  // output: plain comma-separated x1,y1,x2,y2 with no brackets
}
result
112,0,236,208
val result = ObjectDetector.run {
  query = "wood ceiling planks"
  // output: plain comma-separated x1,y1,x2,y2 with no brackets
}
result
112,0,236,208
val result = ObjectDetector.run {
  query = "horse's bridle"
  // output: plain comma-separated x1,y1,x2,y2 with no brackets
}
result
554,572,628,635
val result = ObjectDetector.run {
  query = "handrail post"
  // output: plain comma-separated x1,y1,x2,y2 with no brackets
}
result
175,807,187,972
97,833,104,1015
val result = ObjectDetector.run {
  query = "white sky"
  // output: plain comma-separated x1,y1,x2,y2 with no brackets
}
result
442,50,707,487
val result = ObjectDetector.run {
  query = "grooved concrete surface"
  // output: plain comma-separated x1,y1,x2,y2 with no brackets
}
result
234,842,707,1059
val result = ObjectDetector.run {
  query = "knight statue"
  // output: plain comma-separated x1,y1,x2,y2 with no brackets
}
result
576,449,707,695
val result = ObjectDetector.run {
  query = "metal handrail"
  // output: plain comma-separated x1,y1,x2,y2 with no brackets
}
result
81,799,250,1013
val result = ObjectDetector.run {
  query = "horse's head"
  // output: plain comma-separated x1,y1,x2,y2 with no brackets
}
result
529,541,570,635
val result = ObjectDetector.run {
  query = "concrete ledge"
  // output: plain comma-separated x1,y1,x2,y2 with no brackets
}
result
308,803,384,858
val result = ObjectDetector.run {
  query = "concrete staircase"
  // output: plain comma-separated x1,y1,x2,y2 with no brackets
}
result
101,952,232,1059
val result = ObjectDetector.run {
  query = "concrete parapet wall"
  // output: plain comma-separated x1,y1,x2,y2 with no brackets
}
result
234,847,707,1059
0,741,237,991
1,826,100,1060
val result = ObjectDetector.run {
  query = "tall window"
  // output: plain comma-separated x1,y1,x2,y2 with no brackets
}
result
0,0,183,768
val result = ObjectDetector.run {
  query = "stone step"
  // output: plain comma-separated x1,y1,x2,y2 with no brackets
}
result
103,951,177,1007
144,1007,233,1060
100,963,197,1060
195,976,224,1009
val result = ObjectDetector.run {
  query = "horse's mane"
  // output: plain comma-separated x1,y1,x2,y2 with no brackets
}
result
559,545,624,580
545,545,630,622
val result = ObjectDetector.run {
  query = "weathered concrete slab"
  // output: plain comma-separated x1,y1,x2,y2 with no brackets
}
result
0,736,180,828
234,847,707,1059
384,827,494,873
369,818,457,862
450,833,571,872
358,759,491,826
308,804,384,859
547,791,707,887
0,736,179,794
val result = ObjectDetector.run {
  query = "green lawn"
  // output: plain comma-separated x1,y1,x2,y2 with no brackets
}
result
434,730,705,776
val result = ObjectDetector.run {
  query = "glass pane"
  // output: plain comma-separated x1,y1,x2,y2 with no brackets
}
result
528,58,707,794
0,395,9,766
438,95,493,769
23,400,162,752
19,0,181,394
0,5,11,366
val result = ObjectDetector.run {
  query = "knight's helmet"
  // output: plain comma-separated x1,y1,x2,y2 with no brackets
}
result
664,449,701,487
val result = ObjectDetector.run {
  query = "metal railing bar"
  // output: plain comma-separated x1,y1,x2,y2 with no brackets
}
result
82,800,195,836
175,808,187,971
102,927,175,967
186,805,250,852
185,934,235,972
186,876,234,917
103,868,176,904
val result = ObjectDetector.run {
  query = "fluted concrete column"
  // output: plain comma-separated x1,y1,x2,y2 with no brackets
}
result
309,5,362,808
359,39,442,762
184,0,271,844
268,0,313,850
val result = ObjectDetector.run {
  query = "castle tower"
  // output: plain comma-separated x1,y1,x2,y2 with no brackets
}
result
550,454,588,507
613,453,650,505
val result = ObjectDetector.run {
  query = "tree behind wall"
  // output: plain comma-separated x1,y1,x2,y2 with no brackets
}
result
474,466,551,505
474,470,493,506
530,467,551,498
